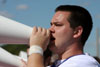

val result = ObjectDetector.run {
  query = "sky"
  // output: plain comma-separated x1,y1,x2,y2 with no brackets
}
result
0,0,100,57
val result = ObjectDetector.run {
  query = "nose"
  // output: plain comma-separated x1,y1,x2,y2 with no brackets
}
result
49,25,55,33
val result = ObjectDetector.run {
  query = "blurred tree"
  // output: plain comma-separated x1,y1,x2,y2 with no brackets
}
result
1,44,28,55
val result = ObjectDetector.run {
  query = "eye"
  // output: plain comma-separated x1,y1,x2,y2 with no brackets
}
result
50,23,53,26
55,24,62,26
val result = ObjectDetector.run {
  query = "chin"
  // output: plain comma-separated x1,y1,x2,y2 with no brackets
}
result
49,45,57,54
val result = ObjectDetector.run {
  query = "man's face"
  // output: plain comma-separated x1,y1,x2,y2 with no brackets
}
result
49,11,74,53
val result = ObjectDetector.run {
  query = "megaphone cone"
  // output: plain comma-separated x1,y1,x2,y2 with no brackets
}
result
0,15,32,44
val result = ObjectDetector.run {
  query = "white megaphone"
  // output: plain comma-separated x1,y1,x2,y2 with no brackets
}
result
0,47,23,67
0,15,33,44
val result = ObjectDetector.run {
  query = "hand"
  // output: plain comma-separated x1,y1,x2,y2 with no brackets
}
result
20,59,27,67
29,27,50,51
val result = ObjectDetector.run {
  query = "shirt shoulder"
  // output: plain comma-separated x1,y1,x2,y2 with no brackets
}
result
60,54,100,67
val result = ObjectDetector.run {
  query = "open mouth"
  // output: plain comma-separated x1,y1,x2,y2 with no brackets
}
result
50,36,55,41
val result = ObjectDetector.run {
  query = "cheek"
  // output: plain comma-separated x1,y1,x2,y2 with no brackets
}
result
55,27,68,37
55,27,73,42
55,29,67,45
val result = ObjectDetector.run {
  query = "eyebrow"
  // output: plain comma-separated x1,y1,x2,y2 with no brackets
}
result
50,22,60,25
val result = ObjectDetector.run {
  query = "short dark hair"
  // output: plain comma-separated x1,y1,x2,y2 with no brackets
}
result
55,5,93,45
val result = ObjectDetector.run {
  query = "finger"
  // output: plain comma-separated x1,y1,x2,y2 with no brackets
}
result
47,29,50,37
21,59,27,67
42,28,46,35
32,26,37,34
38,27,42,33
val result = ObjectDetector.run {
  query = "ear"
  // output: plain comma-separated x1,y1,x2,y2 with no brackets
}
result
73,26,83,38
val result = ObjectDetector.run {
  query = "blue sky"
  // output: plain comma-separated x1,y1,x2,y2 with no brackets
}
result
0,0,100,57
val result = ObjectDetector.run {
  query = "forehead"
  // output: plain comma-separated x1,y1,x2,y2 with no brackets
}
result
51,11,71,22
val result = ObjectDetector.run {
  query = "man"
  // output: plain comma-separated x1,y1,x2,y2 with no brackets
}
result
27,5,100,67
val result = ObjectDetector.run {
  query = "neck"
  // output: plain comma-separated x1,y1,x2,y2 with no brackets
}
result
58,43,83,60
